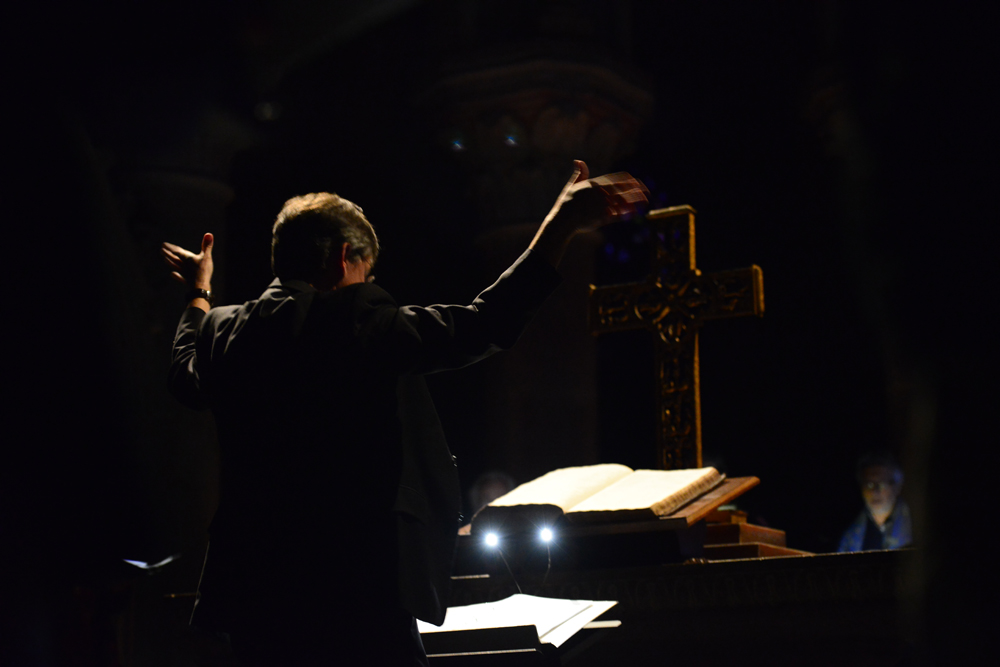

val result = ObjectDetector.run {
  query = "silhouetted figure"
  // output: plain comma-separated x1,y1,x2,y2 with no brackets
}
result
162,162,646,665
838,451,912,552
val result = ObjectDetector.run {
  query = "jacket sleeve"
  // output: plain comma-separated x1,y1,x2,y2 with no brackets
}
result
358,249,564,375
168,307,211,410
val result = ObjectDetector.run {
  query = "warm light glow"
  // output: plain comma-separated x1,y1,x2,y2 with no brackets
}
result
539,528,553,543
484,533,499,547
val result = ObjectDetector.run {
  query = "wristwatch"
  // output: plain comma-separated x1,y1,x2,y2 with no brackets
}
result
186,288,214,307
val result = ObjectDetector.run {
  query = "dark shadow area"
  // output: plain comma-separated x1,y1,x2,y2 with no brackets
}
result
4,1,995,664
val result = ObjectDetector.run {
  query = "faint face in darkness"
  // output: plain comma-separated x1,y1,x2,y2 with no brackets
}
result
479,481,512,508
860,465,902,527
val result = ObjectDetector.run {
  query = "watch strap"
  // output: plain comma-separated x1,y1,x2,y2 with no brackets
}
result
186,288,214,307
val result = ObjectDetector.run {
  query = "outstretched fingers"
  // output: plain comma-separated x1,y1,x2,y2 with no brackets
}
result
590,172,649,220
162,241,192,257
162,246,188,285
161,240,205,287
591,173,650,197
161,246,182,269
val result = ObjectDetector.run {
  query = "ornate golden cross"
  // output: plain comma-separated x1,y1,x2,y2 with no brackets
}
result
589,205,764,469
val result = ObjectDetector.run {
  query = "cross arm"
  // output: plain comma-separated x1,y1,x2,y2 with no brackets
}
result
588,282,652,335
697,265,764,320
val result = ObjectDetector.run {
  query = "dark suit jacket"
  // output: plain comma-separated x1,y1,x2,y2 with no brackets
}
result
169,249,561,626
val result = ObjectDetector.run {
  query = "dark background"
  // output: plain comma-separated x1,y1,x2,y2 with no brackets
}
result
4,1,996,663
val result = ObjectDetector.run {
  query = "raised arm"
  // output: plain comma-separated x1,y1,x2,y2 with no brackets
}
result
367,161,648,375
161,232,216,408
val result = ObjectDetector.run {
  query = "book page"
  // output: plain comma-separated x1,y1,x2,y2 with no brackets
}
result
539,600,618,648
486,464,633,513
417,594,618,648
568,467,721,516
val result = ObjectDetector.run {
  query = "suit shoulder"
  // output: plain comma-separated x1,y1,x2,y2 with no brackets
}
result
201,303,247,327
353,282,397,307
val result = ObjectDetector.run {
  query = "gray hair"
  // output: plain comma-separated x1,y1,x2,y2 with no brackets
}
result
271,192,380,282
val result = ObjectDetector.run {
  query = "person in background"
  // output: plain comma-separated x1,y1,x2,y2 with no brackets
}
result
838,451,912,552
468,470,517,519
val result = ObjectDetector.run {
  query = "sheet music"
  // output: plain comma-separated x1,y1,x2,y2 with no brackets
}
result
417,594,618,648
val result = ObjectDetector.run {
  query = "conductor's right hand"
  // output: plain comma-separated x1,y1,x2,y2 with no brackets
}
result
161,233,215,291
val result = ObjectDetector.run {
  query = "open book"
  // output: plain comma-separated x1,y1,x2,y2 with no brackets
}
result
472,464,723,531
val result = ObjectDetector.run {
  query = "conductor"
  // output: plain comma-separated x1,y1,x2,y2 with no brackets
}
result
162,161,648,665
